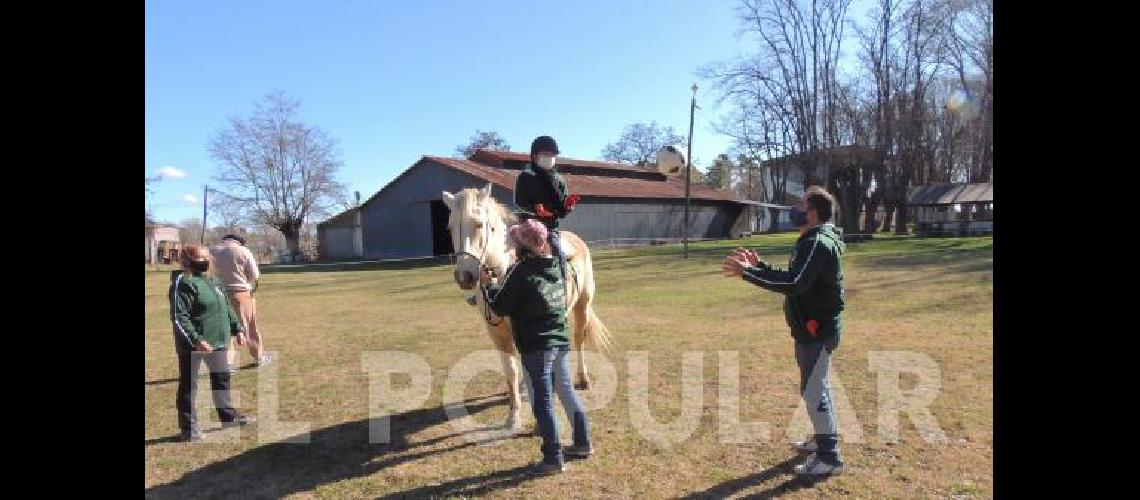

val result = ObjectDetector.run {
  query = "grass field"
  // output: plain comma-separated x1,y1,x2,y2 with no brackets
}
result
145,233,993,499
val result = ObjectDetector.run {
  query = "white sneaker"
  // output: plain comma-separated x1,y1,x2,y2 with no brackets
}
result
793,453,844,476
258,354,276,367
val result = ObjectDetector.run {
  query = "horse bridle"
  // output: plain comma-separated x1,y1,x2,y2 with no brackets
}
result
453,199,500,275
453,198,506,326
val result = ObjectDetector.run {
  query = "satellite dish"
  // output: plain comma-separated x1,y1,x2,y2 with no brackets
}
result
656,144,687,175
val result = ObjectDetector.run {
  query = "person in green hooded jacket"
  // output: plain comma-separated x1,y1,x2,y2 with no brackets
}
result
169,245,254,442
480,219,592,476
722,185,847,477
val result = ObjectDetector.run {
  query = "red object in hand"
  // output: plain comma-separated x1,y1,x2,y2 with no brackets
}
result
565,194,581,210
535,203,554,219
806,319,820,337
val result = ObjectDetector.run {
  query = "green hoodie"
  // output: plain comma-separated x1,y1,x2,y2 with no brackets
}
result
480,255,570,353
742,223,846,344
169,270,243,349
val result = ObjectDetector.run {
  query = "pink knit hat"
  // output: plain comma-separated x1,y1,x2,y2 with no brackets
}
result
508,219,549,253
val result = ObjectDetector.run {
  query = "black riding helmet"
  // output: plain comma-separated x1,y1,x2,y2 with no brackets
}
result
530,135,560,161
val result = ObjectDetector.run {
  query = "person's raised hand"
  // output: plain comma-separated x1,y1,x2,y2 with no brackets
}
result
721,255,747,278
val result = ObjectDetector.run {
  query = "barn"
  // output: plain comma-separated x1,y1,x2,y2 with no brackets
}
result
318,149,752,260
907,181,994,237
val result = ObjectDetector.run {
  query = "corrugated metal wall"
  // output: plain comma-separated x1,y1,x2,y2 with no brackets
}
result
354,160,746,260
318,226,357,260
561,199,742,243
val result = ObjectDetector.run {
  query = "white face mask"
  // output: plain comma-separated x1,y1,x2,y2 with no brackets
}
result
536,155,556,169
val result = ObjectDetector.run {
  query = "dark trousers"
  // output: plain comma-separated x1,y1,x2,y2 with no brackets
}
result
175,338,237,432
548,230,568,283
794,335,842,464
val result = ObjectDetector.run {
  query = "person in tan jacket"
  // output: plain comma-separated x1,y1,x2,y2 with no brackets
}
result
210,234,274,368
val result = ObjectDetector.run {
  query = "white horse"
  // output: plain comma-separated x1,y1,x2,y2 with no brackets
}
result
442,183,615,430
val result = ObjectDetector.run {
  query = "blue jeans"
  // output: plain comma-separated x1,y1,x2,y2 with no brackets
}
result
520,346,591,465
794,336,842,464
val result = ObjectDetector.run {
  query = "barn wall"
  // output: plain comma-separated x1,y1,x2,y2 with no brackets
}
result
352,160,746,260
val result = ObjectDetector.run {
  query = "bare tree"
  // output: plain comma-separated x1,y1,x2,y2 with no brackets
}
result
244,225,288,264
455,130,511,158
208,191,248,235
735,0,853,188
601,121,686,165
178,218,204,245
703,0,855,231
943,0,991,182
208,91,347,260
703,0,990,235
712,100,795,232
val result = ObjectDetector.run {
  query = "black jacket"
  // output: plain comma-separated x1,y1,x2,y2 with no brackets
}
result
513,163,570,229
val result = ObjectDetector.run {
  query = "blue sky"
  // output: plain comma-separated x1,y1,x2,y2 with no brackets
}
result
145,0,870,224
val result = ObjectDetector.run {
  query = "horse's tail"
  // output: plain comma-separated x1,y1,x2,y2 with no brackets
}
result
583,302,616,355
563,230,616,354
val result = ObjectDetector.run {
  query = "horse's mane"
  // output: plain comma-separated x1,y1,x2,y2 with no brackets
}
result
463,188,519,260
460,187,517,226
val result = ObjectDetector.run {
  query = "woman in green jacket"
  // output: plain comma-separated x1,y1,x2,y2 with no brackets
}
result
169,245,253,441
480,219,592,475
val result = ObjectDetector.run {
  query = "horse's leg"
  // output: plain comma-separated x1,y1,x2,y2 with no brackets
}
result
571,285,592,390
494,330,523,431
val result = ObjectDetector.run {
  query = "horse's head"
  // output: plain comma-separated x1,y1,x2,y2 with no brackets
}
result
442,183,514,290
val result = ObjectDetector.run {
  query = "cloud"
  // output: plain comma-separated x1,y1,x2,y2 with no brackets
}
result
181,194,199,204
157,166,188,179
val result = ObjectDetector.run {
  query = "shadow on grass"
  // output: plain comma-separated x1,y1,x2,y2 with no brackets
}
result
374,464,535,499
677,453,832,499
145,435,185,446
146,364,259,388
145,393,536,499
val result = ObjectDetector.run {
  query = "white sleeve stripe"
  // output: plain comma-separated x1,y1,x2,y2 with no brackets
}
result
752,238,820,286
171,275,195,344
742,266,764,283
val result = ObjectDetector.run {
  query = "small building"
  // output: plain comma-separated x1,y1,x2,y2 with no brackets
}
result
316,207,363,261
318,149,752,260
907,182,994,237
145,224,181,264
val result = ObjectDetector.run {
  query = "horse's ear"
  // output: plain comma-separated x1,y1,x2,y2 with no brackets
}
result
441,191,456,210
480,183,493,200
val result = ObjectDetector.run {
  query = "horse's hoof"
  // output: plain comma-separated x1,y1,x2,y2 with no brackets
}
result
574,379,591,390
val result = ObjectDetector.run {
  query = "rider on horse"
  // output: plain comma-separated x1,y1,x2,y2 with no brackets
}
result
512,135,580,283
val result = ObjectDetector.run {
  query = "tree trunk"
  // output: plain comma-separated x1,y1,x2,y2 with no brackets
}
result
894,202,909,235
279,220,303,262
863,196,881,233
882,204,895,233
767,207,781,233
841,195,860,235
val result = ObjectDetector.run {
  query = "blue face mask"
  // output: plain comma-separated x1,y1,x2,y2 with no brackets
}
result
789,206,809,227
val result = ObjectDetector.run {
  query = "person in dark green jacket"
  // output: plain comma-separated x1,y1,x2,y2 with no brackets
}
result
513,135,581,283
480,219,591,476
169,245,253,441
722,186,847,477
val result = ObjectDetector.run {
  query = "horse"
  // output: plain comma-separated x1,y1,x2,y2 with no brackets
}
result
442,183,615,431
